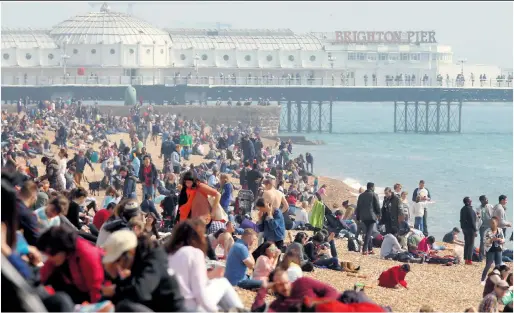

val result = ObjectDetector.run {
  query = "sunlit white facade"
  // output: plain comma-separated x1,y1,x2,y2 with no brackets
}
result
0,5,506,87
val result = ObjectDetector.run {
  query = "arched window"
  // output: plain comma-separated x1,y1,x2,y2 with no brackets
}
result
129,49,135,54
201,54,208,61
25,53,32,60
3,53,9,60
245,55,251,61
266,55,273,62
180,54,186,60
223,55,229,61
110,49,116,55
288,55,295,61
48,53,54,60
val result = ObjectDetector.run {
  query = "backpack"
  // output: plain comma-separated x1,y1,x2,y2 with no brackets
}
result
348,236,361,252
28,165,38,179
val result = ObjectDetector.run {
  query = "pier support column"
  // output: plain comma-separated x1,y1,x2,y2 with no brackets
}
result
329,100,333,133
415,101,419,133
458,100,462,133
394,101,397,133
307,101,312,133
287,100,292,132
425,102,429,134
436,101,440,133
297,101,302,133
404,101,408,133
318,102,322,133
447,101,451,132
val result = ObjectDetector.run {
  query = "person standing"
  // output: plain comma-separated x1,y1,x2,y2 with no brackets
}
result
356,182,381,255
171,145,181,174
412,180,431,236
69,150,94,187
493,195,512,239
138,155,158,200
380,187,401,234
481,217,505,283
477,195,495,261
460,196,477,265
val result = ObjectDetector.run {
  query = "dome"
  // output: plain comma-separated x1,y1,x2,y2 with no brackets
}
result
49,4,171,45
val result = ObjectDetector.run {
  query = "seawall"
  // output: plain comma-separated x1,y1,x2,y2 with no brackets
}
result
5,104,282,137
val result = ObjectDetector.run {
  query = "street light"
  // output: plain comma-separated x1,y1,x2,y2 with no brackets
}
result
193,54,200,75
328,55,336,69
457,58,467,75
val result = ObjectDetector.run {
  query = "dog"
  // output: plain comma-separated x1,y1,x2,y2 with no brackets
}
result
88,181,101,196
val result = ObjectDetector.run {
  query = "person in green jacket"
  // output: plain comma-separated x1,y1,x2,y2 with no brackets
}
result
179,132,193,160
503,273,513,305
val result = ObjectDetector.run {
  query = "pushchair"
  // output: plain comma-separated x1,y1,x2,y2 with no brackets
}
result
234,189,254,216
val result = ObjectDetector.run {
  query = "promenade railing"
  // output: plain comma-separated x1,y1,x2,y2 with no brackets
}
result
2,75,512,88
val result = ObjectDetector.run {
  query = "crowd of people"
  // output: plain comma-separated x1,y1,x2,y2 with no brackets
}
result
1,100,513,312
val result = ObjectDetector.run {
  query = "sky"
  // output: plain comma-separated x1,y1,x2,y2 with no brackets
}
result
1,1,512,68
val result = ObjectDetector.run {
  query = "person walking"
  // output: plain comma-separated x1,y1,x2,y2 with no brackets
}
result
460,196,477,265
477,195,495,261
356,182,381,255
480,216,505,283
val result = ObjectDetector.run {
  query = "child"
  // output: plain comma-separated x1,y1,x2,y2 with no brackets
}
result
378,264,410,289
411,195,427,233
294,201,309,230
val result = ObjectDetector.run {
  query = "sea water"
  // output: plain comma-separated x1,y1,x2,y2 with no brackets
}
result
285,102,513,240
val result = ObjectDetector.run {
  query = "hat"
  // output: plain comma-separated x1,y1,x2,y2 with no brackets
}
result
101,230,138,264
496,280,510,289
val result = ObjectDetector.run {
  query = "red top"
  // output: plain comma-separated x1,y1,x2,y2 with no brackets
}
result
252,277,340,312
305,297,385,312
417,237,431,253
40,237,105,303
92,209,111,230
378,265,408,289
143,165,152,187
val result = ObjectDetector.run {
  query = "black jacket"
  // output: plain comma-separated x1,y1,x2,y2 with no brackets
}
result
122,174,137,199
112,237,185,312
356,190,381,222
66,201,81,229
460,204,477,232
380,194,401,233
16,200,39,246
138,163,158,187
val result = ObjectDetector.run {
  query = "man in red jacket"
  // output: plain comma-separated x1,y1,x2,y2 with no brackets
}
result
378,264,410,289
251,269,340,312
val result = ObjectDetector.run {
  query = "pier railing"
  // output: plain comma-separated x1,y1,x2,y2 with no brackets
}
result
2,75,512,89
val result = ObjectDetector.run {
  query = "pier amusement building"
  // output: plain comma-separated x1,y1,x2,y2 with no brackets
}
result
1,3,509,87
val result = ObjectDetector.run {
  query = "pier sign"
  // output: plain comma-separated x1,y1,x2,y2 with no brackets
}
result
333,31,437,45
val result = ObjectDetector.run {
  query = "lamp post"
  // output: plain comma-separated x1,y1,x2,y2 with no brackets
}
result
328,55,336,69
457,58,467,75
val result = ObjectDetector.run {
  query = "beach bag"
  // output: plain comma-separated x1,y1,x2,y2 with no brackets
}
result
283,211,294,230
208,195,229,222
348,236,361,252
425,255,458,265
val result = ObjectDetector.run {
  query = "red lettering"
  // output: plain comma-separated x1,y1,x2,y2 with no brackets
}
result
343,31,352,43
335,31,343,42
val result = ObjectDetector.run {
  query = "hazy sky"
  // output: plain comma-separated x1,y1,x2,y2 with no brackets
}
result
2,1,512,67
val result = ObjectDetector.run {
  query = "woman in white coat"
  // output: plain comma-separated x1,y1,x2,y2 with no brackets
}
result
57,148,68,189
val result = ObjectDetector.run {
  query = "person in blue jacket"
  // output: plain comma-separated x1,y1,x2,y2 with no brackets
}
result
255,198,285,250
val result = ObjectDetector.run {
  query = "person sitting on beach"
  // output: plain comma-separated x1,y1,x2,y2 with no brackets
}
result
380,227,405,259
479,280,510,313
502,273,513,306
251,269,340,312
417,235,436,254
256,198,286,250
378,264,410,289
442,227,464,245
483,264,511,296
224,228,263,290
253,242,281,283
33,196,69,232
294,201,309,230
304,231,343,271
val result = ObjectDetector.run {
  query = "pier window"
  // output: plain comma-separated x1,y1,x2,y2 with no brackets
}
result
48,53,54,60
160,49,164,54
357,53,366,61
146,49,151,54
388,53,398,61
410,53,420,61
223,55,229,61
91,49,97,54
348,53,356,61
202,54,208,60
421,53,429,61
3,53,9,60
432,53,437,60
400,53,409,61
310,55,316,62
288,55,295,61
367,53,377,61
245,55,251,61
379,53,388,61
110,49,115,55
73,49,78,54
130,49,135,55
180,54,186,60
266,55,273,61
25,53,32,60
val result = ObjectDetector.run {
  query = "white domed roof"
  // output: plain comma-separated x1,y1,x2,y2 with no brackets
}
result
49,4,170,45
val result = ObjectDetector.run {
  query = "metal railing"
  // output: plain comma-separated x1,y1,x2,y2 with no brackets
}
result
2,75,512,88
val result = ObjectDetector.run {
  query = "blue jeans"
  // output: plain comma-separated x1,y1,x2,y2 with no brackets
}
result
314,257,341,271
481,250,503,281
237,276,263,290
414,217,424,233
142,185,155,200
479,227,487,260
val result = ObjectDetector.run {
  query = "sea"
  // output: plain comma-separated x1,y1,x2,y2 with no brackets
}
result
284,102,513,239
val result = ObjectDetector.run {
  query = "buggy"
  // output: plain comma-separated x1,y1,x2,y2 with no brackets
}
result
234,189,254,216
